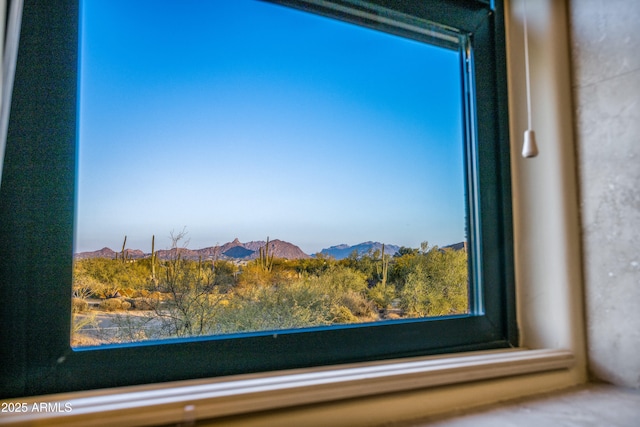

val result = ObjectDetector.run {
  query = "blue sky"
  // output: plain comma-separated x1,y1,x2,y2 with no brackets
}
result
75,0,466,255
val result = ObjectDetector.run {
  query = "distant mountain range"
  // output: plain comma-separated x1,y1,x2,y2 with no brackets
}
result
317,242,401,260
75,238,309,261
75,239,464,262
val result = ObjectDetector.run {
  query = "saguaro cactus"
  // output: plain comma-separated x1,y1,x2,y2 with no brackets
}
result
150,235,157,287
258,236,274,272
121,235,127,263
381,244,389,287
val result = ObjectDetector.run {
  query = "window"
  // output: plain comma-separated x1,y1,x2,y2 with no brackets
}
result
0,0,515,398
73,0,469,345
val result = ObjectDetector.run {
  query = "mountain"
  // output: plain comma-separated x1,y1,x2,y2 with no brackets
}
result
73,247,145,260
242,240,270,252
318,242,400,260
219,238,245,254
154,247,201,261
250,239,310,260
74,238,310,261
442,241,467,252
208,239,310,261
74,247,117,260
223,245,255,259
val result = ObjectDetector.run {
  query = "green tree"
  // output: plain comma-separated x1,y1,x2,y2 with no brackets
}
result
394,246,419,258
399,245,468,317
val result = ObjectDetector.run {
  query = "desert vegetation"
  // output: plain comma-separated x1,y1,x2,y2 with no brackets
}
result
71,233,468,346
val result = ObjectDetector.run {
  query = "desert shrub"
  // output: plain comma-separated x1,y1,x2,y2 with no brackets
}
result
236,262,273,288
111,313,156,343
212,260,238,288
338,291,377,319
213,280,333,334
99,298,130,311
119,288,135,298
71,312,98,336
147,231,228,338
367,282,396,310
99,298,119,311
128,297,157,310
212,267,375,334
330,305,359,323
302,265,368,299
290,256,335,277
399,246,468,317
71,297,89,313
73,257,153,294
316,265,368,293
72,274,103,299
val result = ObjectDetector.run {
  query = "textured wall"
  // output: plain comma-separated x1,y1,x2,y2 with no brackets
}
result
569,0,640,388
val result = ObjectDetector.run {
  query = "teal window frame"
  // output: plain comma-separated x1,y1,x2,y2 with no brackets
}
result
0,0,516,398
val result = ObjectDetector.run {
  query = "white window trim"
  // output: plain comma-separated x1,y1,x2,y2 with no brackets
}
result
0,1,586,425
0,349,574,427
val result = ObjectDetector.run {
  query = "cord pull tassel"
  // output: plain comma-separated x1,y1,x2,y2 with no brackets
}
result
522,129,539,158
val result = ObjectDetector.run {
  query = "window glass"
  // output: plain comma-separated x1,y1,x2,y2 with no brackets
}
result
72,0,468,346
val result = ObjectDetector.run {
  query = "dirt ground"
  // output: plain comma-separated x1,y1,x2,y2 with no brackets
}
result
72,309,165,346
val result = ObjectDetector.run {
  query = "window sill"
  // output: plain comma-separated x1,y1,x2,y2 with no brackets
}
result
0,348,574,427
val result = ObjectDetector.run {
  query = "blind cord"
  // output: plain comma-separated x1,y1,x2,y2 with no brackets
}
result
522,0,539,158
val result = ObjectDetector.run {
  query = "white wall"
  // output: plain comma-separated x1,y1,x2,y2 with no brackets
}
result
569,0,640,389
